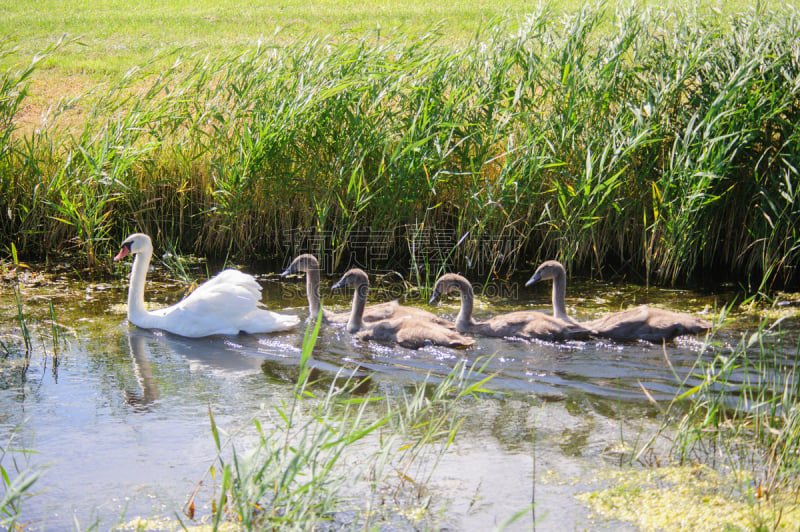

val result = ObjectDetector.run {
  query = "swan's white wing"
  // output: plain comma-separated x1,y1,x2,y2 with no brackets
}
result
152,269,299,337
189,269,262,300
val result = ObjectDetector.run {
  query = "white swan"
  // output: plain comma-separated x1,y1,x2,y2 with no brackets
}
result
331,268,474,349
525,260,711,342
114,233,299,337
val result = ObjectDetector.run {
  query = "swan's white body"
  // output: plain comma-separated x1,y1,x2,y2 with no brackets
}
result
114,233,299,337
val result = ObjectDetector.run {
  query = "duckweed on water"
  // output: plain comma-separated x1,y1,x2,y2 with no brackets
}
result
116,517,240,531
577,465,800,531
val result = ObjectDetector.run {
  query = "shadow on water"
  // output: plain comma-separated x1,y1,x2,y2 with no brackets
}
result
0,268,798,530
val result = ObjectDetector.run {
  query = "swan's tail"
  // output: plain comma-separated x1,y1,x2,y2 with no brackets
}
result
208,269,300,333
241,309,300,334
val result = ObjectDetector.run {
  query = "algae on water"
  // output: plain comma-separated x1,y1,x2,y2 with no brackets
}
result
577,465,800,531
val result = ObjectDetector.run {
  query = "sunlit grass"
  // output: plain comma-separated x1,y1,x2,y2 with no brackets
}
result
2,4,798,290
4,0,784,79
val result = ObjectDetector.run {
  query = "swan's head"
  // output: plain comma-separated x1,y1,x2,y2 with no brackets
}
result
525,260,566,287
331,268,369,292
429,273,471,304
281,254,320,277
113,233,153,262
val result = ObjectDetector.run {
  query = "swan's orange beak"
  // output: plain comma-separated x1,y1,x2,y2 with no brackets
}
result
113,243,131,262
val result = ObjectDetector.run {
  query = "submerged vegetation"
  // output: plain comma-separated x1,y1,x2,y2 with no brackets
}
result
578,464,800,530
0,4,798,288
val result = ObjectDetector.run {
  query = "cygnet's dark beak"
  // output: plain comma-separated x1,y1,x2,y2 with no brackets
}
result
524,272,542,287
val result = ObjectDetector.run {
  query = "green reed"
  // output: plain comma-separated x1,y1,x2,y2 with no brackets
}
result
0,427,48,531
6,245,33,374
5,244,69,381
636,309,800,502
190,312,495,530
1,4,798,287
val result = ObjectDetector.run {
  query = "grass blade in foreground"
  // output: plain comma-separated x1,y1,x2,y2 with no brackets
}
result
184,316,498,529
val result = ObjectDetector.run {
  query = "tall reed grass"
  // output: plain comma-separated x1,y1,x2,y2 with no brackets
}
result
1,4,798,287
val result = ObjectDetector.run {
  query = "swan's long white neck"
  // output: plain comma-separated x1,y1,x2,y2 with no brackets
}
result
127,248,153,323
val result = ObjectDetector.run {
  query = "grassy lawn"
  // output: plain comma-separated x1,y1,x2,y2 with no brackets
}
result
4,0,582,126
7,0,565,76
2,0,785,77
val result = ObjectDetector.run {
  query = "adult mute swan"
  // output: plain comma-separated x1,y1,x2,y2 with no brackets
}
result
429,273,594,341
525,260,711,342
282,254,455,328
114,233,299,337
331,268,474,349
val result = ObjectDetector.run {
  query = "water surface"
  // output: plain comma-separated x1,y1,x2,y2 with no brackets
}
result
0,264,794,530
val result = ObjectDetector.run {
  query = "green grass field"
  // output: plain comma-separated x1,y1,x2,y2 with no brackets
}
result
1,1,785,96
6,0,561,78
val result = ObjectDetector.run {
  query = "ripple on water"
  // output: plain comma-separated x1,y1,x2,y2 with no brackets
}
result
1,274,797,530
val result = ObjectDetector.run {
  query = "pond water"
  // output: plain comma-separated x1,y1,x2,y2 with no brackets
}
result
0,261,795,530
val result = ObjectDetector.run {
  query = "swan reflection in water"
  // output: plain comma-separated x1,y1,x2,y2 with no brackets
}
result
125,329,161,411
122,328,273,411
122,325,374,410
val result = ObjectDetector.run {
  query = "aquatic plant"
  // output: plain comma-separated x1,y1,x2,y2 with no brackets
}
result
3,244,34,380
3,244,67,380
186,311,497,529
0,427,48,530
578,464,800,531
633,306,800,520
